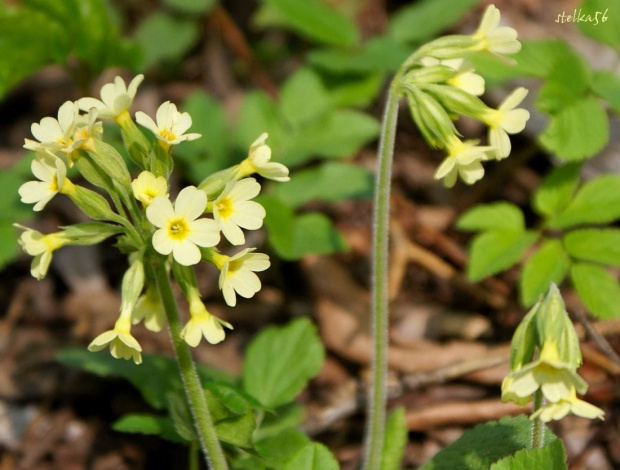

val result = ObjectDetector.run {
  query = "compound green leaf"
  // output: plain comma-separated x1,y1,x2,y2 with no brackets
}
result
457,202,525,232
571,263,620,319
519,240,570,307
565,228,620,266
533,163,581,218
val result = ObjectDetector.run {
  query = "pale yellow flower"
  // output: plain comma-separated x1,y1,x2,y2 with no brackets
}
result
218,248,270,307
530,389,604,422
238,133,289,181
19,154,72,211
77,75,144,119
132,171,169,207
473,4,521,56
147,186,220,266
135,101,201,146
132,286,166,332
420,57,485,96
213,178,265,245
180,297,232,346
483,88,530,159
24,101,80,154
434,136,494,187
88,317,142,364
15,225,68,280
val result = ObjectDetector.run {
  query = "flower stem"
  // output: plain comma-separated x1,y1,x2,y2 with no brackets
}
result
189,441,200,470
150,260,228,470
531,389,545,449
362,79,401,470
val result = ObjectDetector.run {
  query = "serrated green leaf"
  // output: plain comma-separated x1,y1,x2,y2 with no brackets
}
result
112,413,185,443
280,68,332,127
242,318,325,408
134,13,200,69
162,0,217,14
262,0,359,47
591,70,620,113
520,240,570,307
548,175,620,228
272,162,373,209
490,438,567,470
571,263,620,319
536,52,591,114
457,202,525,232
533,163,581,217
577,0,620,46
283,443,339,470
565,228,620,266
388,0,478,43
420,416,558,470
539,97,609,161
255,428,310,467
467,231,539,282
381,407,407,470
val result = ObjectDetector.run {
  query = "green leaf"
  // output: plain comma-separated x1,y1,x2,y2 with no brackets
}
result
467,231,539,282
381,407,407,470
112,413,185,443
571,263,620,319
134,13,200,69
536,52,591,114
532,163,581,217
235,91,286,155
255,428,311,467
261,0,359,47
205,389,256,448
420,416,558,470
519,240,570,307
167,392,197,442
565,228,620,266
490,438,567,470
280,68,332,127
283,443,339,470
548,175,620,228
272,162,373,209
242,318,325,408
457,202,525,232
326,73,384,108
388,0,478,43
591,70,620,113
577,0,620,46
539,97,609,161
254,402,305,441
162,0,218,14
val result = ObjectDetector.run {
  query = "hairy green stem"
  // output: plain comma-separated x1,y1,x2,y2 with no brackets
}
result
151,260,228,470
362,80,401,470
189,441,200,470
531,389,545,449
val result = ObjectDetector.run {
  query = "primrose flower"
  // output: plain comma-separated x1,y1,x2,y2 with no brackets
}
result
71,108,103,153
218,248,270,307
77,75,144,119
147,186,220,266
132,171,169,207
420,58,485,96
238,133,290,181
434,136,494,187
132,286,166,332
135,101,201,147
180,297,233,346
213,178,266,245
472,5,521,56
19,154,73,211
88,318,142,364
24,101,80,154
507,341,588,403
482,88,530,159
530,389,605,422
15,225,68,280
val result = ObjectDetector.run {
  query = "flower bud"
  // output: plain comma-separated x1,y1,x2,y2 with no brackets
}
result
420,84,488,119
405,86,457,149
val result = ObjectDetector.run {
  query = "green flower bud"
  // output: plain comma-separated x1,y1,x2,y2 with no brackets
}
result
420,83,488,119
149,141,173,180
414,35,480,61
67,185,125,223
87,140,132,189
404,65,457,85
120,257,145,313
60,222,123,245
198,166,240,200
116,110,151,168
405,86,457,149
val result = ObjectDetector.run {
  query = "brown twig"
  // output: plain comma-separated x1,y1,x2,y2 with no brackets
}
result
572,309,620,369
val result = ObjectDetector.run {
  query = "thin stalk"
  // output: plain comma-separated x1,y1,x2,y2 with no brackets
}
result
362,79,402,470
150,260,228,470
531,389,545,449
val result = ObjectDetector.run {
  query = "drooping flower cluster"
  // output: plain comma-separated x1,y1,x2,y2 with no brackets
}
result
16,74,289,364
401,4,529,187
502,284,604,422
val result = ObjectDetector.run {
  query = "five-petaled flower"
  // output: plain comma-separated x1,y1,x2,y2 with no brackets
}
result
483,87,530,159
78,75,144,120
132,171,169,207
530,389,605,422
218,248,270,307
473,4,521,56
15,225,68,280
213,178,266,245
88,317,143,364
19,154,73,211
434,136,494,187
181,295,232,346
24,101,80,155
237,133,290,181
135,101,201,147
147,186,220,266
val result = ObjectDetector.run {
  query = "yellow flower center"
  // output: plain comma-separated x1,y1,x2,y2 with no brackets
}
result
159,129,177,142
167,218,189,240
217,197,233,219
49,176,59,193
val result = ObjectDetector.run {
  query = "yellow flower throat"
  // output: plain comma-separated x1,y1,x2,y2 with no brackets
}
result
168,218,189,240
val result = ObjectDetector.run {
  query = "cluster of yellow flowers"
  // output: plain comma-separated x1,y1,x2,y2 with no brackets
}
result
16,75,289,364
402,5,530,187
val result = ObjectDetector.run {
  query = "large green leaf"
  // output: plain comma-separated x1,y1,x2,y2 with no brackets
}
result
591,70,620,113
565,228,620,266
272,162,373,209
539,97,609,161
490,439,567,470
519,240,570,307
457,202,525,232
532,163,581,218
242,318,325,408
548,175,620,228
421,416,558,470
388,0,479,43
571,263,620,319
280,68,332,127
535,52,591,114
261,0,359,47
467,231,539,282
577,0,620,46
381,407,408,470
283,443,339,470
